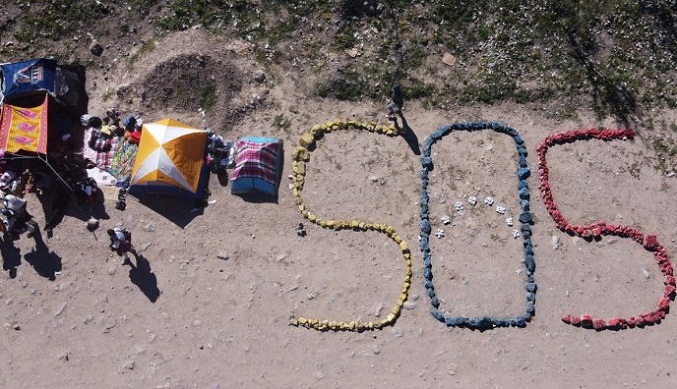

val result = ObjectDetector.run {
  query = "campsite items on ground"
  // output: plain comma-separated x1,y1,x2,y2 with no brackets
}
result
1,193,37,239
205,129,236,174
289,119,413,332
420,122,536,330
0,169,18,195
115,187,127,211
296,222,306,237
538,128,675,330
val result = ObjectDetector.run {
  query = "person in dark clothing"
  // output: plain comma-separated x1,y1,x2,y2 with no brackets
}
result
387,83,404,120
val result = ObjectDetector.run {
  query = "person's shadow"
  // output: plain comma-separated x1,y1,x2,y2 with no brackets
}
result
127,252,160,302
1,236,22,279
395,113,421,156
22,229,63,281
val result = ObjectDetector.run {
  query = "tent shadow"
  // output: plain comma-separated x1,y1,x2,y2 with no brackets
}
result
22,230,62,281
1,236,22,279
127,252,159,302
135,196,204,229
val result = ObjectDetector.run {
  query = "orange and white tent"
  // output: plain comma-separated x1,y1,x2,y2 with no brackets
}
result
129,119,207,197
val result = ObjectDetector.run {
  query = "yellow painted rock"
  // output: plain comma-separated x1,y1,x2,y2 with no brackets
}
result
299,133,315,148
308,214,317,222
399,241,408,251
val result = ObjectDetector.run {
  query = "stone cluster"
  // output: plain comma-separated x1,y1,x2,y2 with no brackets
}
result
288,119,411,332
537,128,675,330
419,122,536,330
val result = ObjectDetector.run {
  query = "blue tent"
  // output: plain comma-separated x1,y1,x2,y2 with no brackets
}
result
0,58,58,102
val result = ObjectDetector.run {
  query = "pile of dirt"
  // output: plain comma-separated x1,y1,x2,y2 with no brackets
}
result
121,53,242,114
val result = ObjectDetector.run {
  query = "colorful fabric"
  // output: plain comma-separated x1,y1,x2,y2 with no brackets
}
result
83,128,119,172
231,138,281,184
230,136,282,196
109,139,138,182
0,94,49,154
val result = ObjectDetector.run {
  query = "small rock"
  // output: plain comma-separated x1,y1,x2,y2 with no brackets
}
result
86,218,99,231
90,42,104,56
58,352,69,362
193,320,202,326
442,52,457,67
403,301,417,310
368,176,379,182
144,222,155,232
374,302,384,317
13,324,21,330
641,268,650,279
345,47,360,58
551,235,560,250
216,252,230,260
123,360,135,370
667,171,675,177
391,328,403,337
316,370,324,380
252,69,266,83
275,253,287,262
54,302,67,317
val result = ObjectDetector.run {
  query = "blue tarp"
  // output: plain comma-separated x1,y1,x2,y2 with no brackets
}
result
0,58,58,102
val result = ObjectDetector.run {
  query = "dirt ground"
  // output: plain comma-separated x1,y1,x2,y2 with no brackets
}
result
1,30,677,389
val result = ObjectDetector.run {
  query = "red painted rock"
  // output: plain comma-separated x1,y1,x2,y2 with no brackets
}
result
592,319,606,330
658,296,670,310
665,275,676,286
562,315,574,324
626,317,636,327
634,316,646,327
580,314,593,327
644,235,659,250
592,227,602,237
567,315,581,326
665,284,676,296
643,313,658,325
606,317,622,328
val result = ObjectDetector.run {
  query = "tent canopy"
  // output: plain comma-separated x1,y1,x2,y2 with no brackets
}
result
0,94,49,154
1,58,58,102
0,58,87,111
129,119,208,199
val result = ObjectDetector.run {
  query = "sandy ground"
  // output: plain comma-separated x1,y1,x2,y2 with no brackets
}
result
1,30,677,389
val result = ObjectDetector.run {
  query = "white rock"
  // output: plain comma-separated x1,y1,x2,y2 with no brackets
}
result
506,217,514,227
551,235,560,250
496,205,506,214
484,196,494,206
468,196,477,206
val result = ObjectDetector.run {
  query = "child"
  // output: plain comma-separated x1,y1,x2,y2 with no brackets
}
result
107,226,136,265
